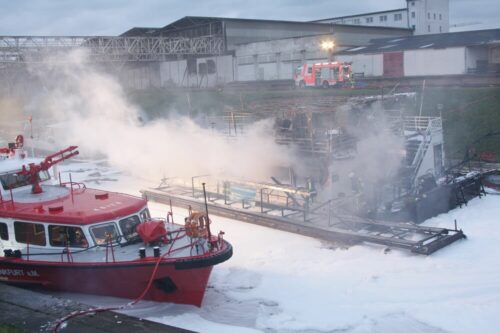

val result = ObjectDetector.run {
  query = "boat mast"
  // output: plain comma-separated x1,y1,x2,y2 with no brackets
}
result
202,183,212,241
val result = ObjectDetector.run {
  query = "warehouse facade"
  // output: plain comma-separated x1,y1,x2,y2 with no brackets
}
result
121,16,411,88
334,29,500,78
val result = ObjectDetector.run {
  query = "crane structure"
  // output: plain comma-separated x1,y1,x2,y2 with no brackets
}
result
0,35,225,64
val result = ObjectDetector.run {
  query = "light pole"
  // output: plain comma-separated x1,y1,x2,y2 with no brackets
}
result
321,40,335,63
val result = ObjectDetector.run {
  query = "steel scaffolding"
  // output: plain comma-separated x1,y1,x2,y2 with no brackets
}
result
0,36,225,63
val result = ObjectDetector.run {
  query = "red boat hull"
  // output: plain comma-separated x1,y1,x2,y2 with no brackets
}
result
0,243,232,307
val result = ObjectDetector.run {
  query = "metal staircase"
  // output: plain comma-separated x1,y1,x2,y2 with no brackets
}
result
401,116,443,191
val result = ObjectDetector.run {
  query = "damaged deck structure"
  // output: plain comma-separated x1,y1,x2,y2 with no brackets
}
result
141,179,465,255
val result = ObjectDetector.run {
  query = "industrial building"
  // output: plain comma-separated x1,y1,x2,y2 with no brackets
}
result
233,24,412,82
115,0,498,88
313,0,450,35
121,16,411,87
335,29,500,77
4,0,492,89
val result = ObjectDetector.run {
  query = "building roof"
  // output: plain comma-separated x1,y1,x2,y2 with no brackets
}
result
337,28,500,54
161,16,221,32
311,8,408,23
121,16,412,37
120,27,160,37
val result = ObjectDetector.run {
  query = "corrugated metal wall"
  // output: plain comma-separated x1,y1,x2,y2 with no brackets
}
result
404,47,466,76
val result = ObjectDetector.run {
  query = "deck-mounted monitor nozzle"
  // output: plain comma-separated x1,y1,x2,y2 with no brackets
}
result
18,145,79,194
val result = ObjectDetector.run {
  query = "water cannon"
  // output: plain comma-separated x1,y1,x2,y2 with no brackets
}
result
18,146,79,194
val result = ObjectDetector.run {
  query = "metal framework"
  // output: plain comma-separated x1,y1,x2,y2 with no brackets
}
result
0,36,225,63
142,181,466,255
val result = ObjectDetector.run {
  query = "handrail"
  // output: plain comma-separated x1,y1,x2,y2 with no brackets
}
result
0,187,15,206
60,181,86,190
410,122,434,189
402,116,441,132
104,235,116,263
61,246,74,263
15,225,210,263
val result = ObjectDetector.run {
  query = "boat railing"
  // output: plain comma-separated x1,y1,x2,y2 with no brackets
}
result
165,225,216,257
59,172,86,190
18,244,101,261
105,234,116,263
60,181,86,190
61,246,74,263
13,223,218,263
0,187,15,206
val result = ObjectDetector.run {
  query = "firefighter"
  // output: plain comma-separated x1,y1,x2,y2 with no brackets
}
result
74,229,88,248
349,172,364,212
307,177,317,202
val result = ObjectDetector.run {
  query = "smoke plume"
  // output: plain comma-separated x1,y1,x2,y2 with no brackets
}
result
23,49,293,182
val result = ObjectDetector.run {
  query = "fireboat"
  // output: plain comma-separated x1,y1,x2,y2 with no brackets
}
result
0,135,232,307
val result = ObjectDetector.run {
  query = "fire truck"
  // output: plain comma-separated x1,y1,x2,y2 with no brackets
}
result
294,62,353,88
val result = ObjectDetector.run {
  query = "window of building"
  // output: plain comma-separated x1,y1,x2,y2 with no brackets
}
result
379,15,387,22
48,225,88,248
394,13,402,21
434,13,436,20
91,223,118,245
207,59,216,74
439,14,442,20
440,26,442,32
428,25,431,32
119,215,141,241
307,67,312,74
353,18,360,24
411,1,415,5
198,62,207,75
411,12,416,19
412,24,416,30
14,222,46,246
366,17,373,23
428,12,431,19
0,222,8,240
187,58,197,74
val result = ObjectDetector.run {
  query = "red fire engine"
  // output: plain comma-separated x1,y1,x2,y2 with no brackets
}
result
294,62,353,88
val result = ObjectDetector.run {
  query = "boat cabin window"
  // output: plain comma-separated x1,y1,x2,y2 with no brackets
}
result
48,225,88,248
119,215,141,241
0,222,8,240
140,208,151,222
90,223,118,245
0,170,50,190
14,221,46,246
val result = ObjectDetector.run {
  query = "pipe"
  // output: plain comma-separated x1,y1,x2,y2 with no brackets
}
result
202,183,212,242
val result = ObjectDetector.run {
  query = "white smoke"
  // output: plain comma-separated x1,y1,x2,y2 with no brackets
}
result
320,101,406,211
17,49,406,210
24,49,293,182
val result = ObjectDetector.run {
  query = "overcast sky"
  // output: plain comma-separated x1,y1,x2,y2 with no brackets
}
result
0,0,498,35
